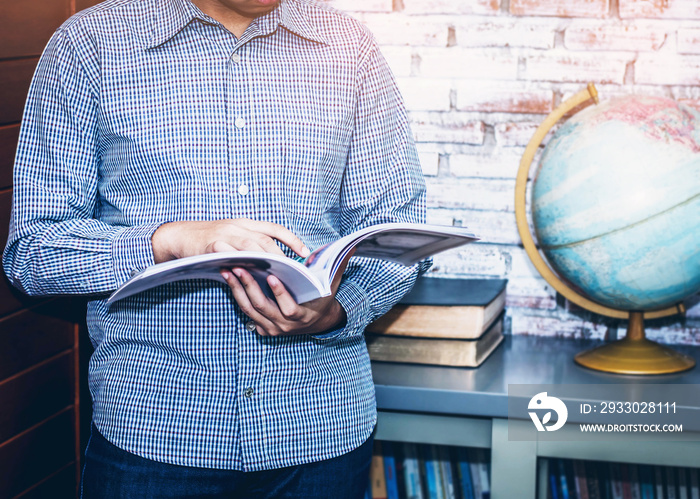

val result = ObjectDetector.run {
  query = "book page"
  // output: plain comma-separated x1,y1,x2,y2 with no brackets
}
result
108,252,328,304
303,224,478,284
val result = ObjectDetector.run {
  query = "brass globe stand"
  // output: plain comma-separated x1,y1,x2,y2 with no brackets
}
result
515,83,695,375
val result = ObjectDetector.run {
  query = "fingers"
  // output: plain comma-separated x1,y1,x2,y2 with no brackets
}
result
267,275,304,320
221,269,275,336
234,219,310,258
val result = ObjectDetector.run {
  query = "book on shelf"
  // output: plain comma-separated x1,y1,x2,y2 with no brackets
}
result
573,460,590,499
437,446,456,499
421,444,444,499
366,277,507,339
371,441,389,499
401,443,424,499
365,313,504,367
680,468,690,499
382,443,400,499
668,467,679,499
585,460,601,499
689,468,699,499
628,464,641,499
455,447,475,499
108,223,478,305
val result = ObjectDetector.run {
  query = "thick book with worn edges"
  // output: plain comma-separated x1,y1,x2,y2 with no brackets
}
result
107,223,477,305
366,277,507,339
366,313,504,367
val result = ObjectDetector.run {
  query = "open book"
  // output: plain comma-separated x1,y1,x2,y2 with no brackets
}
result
107,223,478,305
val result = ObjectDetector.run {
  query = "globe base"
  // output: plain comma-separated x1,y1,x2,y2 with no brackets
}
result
574,312,695,375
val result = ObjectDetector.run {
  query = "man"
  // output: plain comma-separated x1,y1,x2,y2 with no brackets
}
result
3,0,428,496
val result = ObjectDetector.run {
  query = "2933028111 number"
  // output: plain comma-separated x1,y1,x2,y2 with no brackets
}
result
600,401,676,414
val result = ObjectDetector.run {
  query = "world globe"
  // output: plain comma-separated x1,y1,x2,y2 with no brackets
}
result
533,94,700,311
515,84,700,374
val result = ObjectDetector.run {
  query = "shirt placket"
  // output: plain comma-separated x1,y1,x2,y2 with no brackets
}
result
226,34,270,471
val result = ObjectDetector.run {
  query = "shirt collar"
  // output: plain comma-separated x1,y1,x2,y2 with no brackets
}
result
146,0,328,49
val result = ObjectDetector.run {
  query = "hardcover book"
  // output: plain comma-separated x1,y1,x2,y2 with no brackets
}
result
366,277,507,339
366,314,504,367
108,223,478,305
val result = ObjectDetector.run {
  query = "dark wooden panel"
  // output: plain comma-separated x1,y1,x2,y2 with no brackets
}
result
0,352,74,443
14,463,76,499
0,0,70,59
0,59,38,126
0,409,75,499
0,305,75,380
0,125,20,189
0,188,32,316
76,0,103,12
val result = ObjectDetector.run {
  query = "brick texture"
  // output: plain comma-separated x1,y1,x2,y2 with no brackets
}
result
565,24,667,52
510,0,610,18
619,0,700,20
402,0,500,16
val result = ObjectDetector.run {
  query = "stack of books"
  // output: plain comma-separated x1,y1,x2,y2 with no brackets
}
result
365,277,507,368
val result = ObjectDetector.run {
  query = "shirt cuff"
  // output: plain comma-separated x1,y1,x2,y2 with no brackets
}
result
110,223,163,288
310,278,371,341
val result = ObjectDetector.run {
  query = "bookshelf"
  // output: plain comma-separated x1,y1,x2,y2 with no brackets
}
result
373,335,700,499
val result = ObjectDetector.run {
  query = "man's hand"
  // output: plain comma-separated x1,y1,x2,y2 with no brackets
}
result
151,219,310,263
220,251,353,337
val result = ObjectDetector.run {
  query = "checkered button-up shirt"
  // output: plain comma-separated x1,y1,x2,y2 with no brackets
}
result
3,0,427,470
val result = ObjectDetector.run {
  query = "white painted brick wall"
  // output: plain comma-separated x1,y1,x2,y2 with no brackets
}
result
328,0,700,344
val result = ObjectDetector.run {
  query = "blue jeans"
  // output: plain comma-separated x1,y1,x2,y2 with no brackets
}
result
81,424,373,498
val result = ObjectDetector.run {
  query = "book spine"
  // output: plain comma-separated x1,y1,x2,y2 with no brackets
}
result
455,447,475,499
586,460,601,499
689,467,700,499
620,463,632,499
610,462,624,499
468,449,483,499
655,466,665,499
559,459,571,499
421,445,441,499
668,467,679,499
371,442,388,499
679,468,690,499
628,464,641,499
402,443,424,499
438,446,456,499
574,460,590,499
384,445,400,499
476,449,490,499
391,442,407,499
550,460,560,499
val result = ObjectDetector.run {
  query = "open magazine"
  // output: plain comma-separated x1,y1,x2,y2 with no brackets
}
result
107,223,478,305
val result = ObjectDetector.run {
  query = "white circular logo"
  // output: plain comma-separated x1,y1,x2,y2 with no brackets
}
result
528,392,568,432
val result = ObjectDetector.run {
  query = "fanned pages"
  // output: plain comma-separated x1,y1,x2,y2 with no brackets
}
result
108,223,478,305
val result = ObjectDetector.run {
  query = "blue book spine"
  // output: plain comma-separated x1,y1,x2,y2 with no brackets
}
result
550,462,561,499
384,450,400,499
422,445,439,499
559,459,570,499
456,448,474,499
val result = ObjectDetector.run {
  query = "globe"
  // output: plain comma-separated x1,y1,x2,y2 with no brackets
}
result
515,84,700,374
532,94,700,311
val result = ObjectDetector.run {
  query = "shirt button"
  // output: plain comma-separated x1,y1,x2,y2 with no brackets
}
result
245,320,256,331
234,117,246,129
238,184,250,196
231,52,241,64
244,388,254,398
